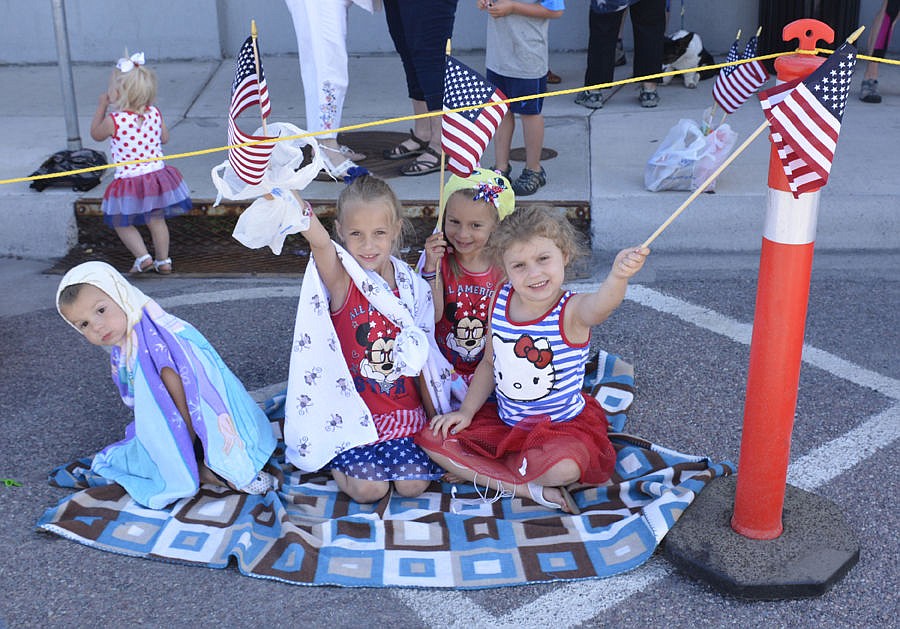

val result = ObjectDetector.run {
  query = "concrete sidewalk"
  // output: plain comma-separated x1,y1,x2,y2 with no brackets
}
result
0,50,898,260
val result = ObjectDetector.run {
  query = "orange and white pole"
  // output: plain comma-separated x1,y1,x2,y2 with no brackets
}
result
730,19,834,540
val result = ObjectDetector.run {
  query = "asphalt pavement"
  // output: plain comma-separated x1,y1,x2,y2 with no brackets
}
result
1,48,899,629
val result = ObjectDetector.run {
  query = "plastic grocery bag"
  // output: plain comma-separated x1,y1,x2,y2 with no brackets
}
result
645,119,737,192
211,122,324,204
231,187,310,255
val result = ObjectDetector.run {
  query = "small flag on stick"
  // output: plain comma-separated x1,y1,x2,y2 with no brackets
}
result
712,32,768,114
441,56,509,177
759,41,857,197
228,35,275,185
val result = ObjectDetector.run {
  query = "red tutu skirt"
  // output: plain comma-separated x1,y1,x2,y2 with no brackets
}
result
415,393,615,485
102,164,192,227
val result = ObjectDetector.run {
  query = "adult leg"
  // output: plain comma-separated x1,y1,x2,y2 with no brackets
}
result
286,0,364,162
331,469,392,503
629,0,666,96
584,8,623,88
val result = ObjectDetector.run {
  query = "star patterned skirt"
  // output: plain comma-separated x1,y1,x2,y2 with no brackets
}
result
328,436,444,482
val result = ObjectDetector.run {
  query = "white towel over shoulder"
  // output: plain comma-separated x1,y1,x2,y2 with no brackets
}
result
284,242,461,472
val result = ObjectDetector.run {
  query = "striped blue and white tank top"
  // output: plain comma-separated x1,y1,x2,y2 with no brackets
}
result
490,284,590,427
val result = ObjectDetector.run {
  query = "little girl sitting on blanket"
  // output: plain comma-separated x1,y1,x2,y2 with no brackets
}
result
56,261,277,509
416,207,649,513
420,168,513,385
283,169,455,504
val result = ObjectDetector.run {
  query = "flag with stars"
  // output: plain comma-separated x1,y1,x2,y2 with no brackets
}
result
759,41,857,197
228,35,276,185
713,33,768,114
441,56,509,177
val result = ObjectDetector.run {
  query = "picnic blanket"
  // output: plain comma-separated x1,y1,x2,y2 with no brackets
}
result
37,351,734,589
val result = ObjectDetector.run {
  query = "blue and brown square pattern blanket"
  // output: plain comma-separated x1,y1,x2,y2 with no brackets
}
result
37,351,733,589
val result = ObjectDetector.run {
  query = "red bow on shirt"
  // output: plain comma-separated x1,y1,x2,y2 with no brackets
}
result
514,336,552,368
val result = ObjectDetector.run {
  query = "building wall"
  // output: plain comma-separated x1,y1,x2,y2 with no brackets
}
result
0,0,891,65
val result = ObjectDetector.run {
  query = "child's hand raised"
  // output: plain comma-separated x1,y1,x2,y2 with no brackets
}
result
611,246,649,280
423,231,449,274
429,410,473,439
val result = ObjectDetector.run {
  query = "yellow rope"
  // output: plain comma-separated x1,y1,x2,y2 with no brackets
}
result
2,50,894,187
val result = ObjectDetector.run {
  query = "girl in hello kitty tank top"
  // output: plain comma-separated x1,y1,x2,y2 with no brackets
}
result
417,206,650,513
90,51,192,276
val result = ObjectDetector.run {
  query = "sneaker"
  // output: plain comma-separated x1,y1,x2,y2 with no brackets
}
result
240,471,277,495
512,167,547,196
575,89,604,109
639,89,660,108
615,38,627,67
490,164,511,179
859,79,882,103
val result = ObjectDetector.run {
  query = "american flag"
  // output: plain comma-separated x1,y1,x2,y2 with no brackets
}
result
759,41,857,197
441,56,509,177
713,34,768,114
228,36,275,185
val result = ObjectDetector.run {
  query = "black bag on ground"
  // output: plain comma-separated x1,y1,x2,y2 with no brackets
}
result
29,149,107,192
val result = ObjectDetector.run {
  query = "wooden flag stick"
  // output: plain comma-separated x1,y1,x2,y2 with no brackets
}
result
435,38,452,233
251,20,267,136
641,119,768,248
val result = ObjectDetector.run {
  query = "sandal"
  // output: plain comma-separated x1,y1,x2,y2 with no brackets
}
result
322,143,365,163
320,149,358,180
153,258,173,274
527,482,580,514
490,164,512,180
383,129,430,160
400,146,441,176
129,254,153,274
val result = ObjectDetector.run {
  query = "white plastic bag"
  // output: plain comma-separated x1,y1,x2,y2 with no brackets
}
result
231,187,310,255
211,122,324,204
645,119,737,192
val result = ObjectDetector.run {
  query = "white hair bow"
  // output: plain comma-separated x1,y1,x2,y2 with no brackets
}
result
116,52,145,73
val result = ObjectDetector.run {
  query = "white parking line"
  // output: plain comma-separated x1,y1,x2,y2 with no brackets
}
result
160,283,899,627
393,284,900,628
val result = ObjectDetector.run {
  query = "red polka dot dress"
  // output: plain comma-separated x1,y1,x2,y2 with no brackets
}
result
101,106,191,227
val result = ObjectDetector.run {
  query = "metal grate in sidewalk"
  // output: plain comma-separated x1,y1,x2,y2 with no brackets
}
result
47,200,591,277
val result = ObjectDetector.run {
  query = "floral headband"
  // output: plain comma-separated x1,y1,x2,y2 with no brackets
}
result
116,52,145,73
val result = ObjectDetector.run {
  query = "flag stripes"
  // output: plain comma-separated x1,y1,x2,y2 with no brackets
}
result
713,59,769,113
441,56,509,178
759,42,856,197
228,36,275,185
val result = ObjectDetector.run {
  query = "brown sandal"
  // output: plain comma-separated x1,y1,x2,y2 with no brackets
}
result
400,146,441,176
383,129,430,160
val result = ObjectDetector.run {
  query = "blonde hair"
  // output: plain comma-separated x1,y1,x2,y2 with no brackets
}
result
110,64,158,113
486,206,586,268
335,173,410,253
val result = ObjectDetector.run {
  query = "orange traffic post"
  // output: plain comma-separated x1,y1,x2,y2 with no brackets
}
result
730,19,833,540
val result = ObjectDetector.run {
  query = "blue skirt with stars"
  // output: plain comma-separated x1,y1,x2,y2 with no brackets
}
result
328,437,444,482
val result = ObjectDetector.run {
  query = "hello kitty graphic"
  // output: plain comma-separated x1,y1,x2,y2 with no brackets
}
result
356,311,402,392
445,291,490,362
492,333,556,402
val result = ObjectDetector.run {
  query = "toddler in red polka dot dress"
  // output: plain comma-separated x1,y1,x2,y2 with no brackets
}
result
90,51,192,275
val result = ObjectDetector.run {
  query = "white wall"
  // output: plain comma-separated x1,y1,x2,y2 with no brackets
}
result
0,0,890,64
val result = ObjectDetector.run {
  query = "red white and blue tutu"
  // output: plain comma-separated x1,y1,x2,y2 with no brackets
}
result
102,164,192,227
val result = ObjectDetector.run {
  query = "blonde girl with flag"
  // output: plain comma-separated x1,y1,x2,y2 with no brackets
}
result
90,52,191,275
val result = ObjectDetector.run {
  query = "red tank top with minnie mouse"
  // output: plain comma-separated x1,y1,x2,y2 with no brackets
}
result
434,255,504,381
331,282,424,440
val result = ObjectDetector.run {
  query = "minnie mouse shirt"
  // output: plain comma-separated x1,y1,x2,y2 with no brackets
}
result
434,257,504,381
